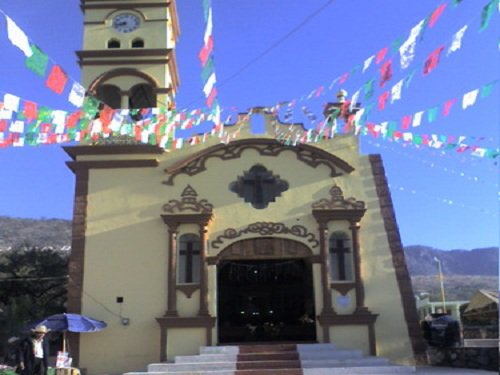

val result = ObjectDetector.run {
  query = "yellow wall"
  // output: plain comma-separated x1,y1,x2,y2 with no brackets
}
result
74,116,415,373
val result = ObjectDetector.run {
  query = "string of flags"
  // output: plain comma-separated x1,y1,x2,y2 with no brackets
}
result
366,138,499,189
199,0,222,132
0,1,498,158
388,182,499,217
2,10,86,108
358,80,498,130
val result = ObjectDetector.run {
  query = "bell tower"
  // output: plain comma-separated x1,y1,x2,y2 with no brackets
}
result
77,0,180,110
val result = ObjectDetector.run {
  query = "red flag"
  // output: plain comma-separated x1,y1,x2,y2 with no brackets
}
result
46,65,68,94
41,123,52,133
206,87,217,107
378,91,390,110
0,120,7,132
23,101,38,121
423,46,444,75
198,36,214,66
442,98,456,116
66,111,82,128
338,73,349,84
429,4,447,28
379,59,392,87
99,106,114,128
401,115,412,129
375,47,388,64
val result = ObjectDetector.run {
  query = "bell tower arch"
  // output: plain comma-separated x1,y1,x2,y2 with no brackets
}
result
77,0,180,109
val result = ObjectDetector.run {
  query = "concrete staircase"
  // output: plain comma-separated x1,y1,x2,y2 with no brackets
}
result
125,343,416,375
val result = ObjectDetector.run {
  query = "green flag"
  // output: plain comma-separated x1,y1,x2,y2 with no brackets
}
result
390,37,403,54
480,81,497,98
201,57,214,82
38,107,52,122
82,96,100,118
363,79,375,99
480,0,497,31
25,45,48,77
413,135,423,145
427,106,439,123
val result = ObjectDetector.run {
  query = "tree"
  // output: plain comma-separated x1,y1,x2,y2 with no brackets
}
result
0,245,68,357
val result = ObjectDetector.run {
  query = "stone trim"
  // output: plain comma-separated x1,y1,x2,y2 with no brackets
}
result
65,168,89,367
207,237,315,264
211,222,319,250
64,144,164,160
82,3,169,10
162,138,354,186
176,284,199,298
368,154,427,364
156,316,216,361
66,159,158,172
77,48,173,59
312,185,365,210
330,282,355,296
162,185,214,214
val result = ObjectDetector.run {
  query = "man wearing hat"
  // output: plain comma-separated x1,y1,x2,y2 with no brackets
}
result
17,325,50,375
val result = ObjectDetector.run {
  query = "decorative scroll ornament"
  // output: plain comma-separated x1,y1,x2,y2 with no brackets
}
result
211,222,319,249
312,185,365,210
162,185,213,213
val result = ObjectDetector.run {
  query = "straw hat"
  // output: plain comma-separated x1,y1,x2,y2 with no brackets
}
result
32,325,49,334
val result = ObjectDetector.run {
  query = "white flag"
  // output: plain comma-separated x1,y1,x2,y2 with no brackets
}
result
350,89,360,111
412,111,424,127
3,93,20,112
447,25,468,56
462,89,479,109
9,120,25,133
52,110,67,133
403,132,413,142
362,55,375,73
6,16,33,57
399,19,425,69
204,8,213,45
68,82,86,108
391,80,404,103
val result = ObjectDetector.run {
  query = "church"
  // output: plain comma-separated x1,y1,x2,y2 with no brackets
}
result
65,1,426,374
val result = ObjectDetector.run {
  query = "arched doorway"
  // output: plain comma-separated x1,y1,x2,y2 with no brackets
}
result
216,238,316,343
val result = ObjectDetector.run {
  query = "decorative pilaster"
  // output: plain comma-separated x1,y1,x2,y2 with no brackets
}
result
318,222,334,315
166,223,178,316
198,223,209,316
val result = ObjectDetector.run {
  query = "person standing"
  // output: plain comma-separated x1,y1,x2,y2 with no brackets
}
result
17,325,50,375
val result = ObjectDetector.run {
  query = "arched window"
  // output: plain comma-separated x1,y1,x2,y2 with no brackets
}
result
107,39,121,49
131,38,145,48
95,84,121,109
178,234,200,284
129,83,156,110
329,231,353,281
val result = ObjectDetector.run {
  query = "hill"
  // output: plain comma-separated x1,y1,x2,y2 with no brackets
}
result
403,245,498,276
0,216,72,251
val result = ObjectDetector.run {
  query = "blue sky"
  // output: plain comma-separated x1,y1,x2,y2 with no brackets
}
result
0,1,498,250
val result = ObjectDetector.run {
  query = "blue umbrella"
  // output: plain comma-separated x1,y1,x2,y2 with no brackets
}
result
32,313,107,352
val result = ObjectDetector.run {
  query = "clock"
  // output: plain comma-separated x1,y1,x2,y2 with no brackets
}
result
112,13,140,33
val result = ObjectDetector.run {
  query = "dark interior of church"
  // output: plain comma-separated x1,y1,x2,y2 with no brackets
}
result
217,258,316,343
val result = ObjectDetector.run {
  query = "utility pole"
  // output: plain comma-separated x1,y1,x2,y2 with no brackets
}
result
433,256,446,313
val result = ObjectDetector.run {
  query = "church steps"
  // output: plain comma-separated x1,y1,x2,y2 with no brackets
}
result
174,352,300,363
127,344,417,375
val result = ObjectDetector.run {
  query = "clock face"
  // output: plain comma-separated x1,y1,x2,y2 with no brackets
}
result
112,13,140,33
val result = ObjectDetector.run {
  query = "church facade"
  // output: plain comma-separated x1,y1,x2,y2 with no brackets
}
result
66,1,426,374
